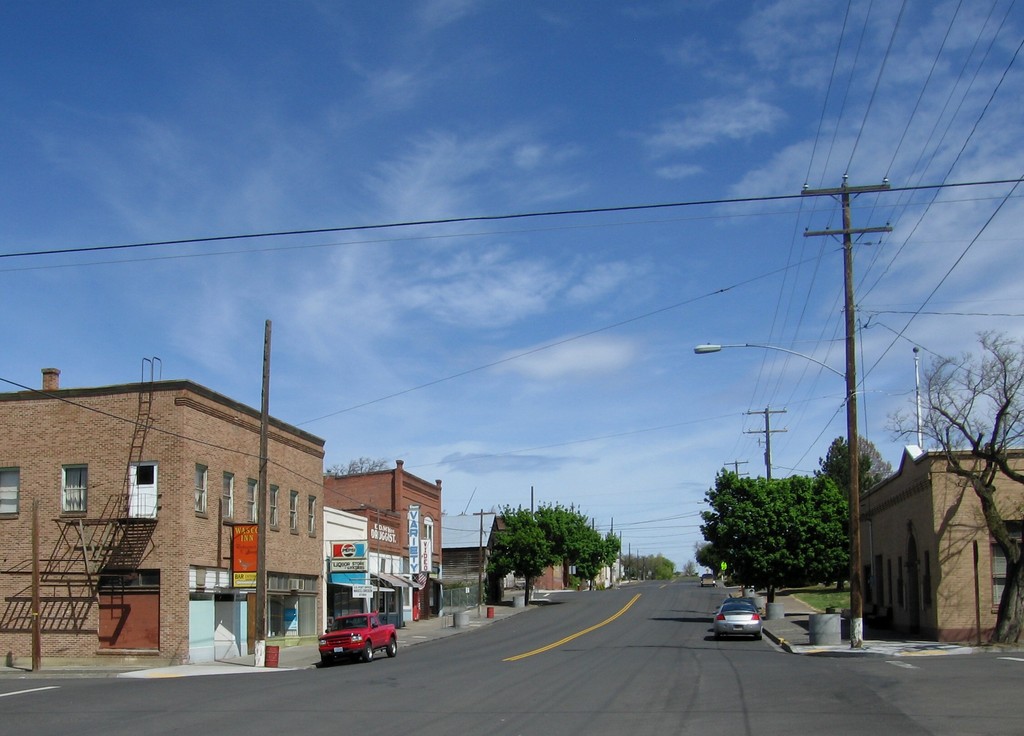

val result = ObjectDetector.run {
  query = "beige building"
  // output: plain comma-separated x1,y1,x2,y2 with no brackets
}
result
862,446,1023,642
0,367,324,667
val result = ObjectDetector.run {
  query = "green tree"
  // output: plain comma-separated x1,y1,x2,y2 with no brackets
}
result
487,506,557,605
694,541,723,574
535,505,619,588
816,436,893,495
700,471,848,600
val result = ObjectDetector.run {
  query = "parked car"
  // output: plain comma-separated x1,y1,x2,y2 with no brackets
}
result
318,612,398,665
700,573,716,587
712,599,763,640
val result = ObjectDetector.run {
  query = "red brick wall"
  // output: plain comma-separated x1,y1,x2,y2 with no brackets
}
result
0,379,324,665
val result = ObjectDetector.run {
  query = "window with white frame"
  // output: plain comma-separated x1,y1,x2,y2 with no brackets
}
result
247,478,258,523
0,468,19,515
992,521,1023,607
307,494,316,535
269,485,279,528
62,465,88,513
289,490,299,532
222,472,234,519
195,464,208,514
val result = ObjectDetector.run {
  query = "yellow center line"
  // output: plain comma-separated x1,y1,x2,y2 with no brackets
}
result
503,593,642,662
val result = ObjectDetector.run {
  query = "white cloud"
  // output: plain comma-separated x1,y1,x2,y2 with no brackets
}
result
497,335,637,381
646,96,786,154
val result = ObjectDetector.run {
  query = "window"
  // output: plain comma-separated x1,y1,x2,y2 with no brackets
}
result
0,468,19,515
992,521,1023,607
289,490,299,532
897,556,904,608
194,465,208,514
307,495,316,535
62,465,88,513
923,551,932,607
269,485,279,528
222,472,234,519
247,478,258,523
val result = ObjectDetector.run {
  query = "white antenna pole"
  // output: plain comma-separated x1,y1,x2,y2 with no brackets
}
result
914,347,923,448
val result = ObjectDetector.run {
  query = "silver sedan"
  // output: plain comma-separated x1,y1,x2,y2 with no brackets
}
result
712,599,763,640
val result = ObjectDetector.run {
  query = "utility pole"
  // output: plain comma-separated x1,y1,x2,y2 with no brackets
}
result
723,460,748,476
803,177,891,649
474,509,486,612
255,320,271,666
745,407,786,480
32,500,41,671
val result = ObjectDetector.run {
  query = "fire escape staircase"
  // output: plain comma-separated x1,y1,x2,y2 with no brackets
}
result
1,366,160,633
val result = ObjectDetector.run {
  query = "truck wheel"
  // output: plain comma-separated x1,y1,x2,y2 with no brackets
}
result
386,637,397,658
361,641,374,663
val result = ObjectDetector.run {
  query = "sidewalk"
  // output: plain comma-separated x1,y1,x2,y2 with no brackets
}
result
758,590,975,657
0,599,536,680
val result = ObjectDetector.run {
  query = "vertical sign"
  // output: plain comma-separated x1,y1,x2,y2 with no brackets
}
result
408,504,420,575
421,538,432,574
232,524,258,588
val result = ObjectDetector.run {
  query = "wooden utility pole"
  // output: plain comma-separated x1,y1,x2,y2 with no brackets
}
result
723,460,748,477
803,177,891,649
32,499,41,671
745,407,786,480
255,320,272,665
474,509,486,612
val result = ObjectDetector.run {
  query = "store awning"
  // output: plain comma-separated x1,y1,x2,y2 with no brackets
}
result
373,572,412,588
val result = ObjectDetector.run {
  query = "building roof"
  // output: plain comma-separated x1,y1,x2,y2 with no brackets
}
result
441,513,496,549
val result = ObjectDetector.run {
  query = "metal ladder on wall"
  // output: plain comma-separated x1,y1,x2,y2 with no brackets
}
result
0,358,161,635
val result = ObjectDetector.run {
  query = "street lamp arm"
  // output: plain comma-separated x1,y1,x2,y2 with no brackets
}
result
693,343,844,379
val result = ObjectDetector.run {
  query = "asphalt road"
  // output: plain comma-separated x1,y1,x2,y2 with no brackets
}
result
3,580,1024,735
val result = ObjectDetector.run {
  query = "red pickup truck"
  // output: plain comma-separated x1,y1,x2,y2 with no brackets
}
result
319,612,398,665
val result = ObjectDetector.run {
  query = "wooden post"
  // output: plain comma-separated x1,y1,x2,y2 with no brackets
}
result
32,499,41,671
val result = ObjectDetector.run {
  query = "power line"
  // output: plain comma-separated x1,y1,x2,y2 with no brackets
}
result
2,179,1020,262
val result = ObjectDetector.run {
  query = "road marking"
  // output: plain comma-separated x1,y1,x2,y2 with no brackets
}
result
0,686,60,698
504,594,642,662
998,656,1024,662
886,661,918,669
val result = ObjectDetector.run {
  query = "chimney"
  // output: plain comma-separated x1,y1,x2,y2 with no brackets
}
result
42,368,61,391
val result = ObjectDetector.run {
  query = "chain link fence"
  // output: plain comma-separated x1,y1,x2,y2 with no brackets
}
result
441,581,484,614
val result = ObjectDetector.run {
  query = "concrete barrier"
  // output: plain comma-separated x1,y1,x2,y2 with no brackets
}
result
808,613,842,645
766,602,785,620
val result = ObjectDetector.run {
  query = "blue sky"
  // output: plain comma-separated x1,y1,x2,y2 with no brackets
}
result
3,1,1023,569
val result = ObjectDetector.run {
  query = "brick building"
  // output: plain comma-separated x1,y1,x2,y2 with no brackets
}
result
0,368,324,667
323,460,442,623
861,446,1024,642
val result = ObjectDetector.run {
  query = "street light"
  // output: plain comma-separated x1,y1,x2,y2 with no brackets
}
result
695,340,864,649
693,343,844,379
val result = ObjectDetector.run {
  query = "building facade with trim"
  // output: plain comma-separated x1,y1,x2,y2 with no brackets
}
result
0,368,324,667
861,446,1024,642
323,460,442,623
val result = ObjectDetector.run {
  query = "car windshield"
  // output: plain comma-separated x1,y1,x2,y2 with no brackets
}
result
334,616,368,630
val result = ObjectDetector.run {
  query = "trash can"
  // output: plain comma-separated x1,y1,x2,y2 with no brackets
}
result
808,613,842,645
264,645,280,668
766,602,785,620
513,594,526,608
486,606,495,618
453,611,469,628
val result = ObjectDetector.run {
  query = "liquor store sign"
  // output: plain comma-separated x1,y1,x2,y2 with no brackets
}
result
329,541,368,572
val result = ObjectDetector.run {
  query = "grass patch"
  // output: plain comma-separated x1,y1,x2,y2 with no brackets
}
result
780,585,849,612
